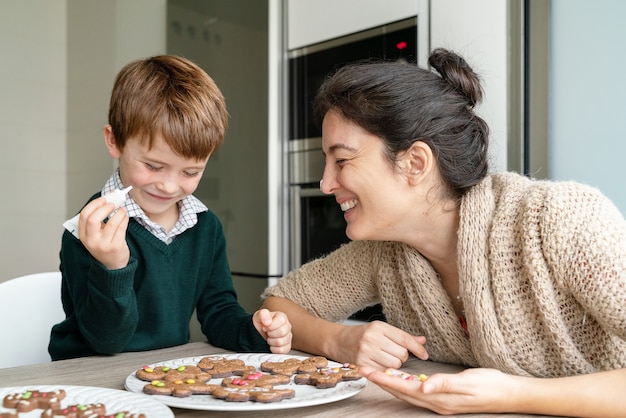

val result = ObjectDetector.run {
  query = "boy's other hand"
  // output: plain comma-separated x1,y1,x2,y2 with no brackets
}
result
253,308,292,354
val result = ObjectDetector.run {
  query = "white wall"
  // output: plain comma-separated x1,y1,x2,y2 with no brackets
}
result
550,0,626,215
0,1,67,281
0,0,165,282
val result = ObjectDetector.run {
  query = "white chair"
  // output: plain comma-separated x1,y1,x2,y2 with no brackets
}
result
0,272,65,368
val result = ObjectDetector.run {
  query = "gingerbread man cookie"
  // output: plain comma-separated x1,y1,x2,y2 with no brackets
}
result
0,412,18,418
143,379,219,398
260,356,328,375
294,363,362,389
196,356,256,378
135,364,211,383
210,386,295,403
41,403,106,418
2,389,66,412
221,371,291,389
91,412,146,418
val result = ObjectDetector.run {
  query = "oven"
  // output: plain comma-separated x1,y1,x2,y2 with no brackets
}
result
288,17,418,321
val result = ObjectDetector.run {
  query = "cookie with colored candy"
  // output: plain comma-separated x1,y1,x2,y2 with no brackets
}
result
260,356,328,375
221,371,291,389
2,389,66,412
384,368,428,382
294,363,362,389
135,364,211,383
91,412,146,418
210,386,296,403
41,403,106,418
196,356,256,378
143,379,220,398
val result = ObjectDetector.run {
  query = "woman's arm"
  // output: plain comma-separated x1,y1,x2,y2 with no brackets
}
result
359,366,626,417
262,296,428,368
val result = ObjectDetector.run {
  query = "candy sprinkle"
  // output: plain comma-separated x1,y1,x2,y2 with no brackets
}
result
384,368,428,382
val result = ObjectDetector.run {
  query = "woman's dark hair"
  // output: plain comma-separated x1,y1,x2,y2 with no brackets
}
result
313,48,489,200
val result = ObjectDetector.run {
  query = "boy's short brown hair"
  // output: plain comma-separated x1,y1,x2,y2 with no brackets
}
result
108,55,227,160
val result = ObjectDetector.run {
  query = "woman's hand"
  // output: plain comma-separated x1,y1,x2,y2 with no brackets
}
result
335,321,429,369
359,367,515,415
253,308,292,354
360,366,626,417
78,196,130,270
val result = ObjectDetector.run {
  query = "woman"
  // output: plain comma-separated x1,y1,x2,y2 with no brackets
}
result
262,48,626,416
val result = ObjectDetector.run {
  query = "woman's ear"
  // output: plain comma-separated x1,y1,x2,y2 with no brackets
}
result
103,125,121,159
404,141,433,185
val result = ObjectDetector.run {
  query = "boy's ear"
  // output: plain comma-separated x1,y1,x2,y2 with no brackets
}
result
103,125,121,159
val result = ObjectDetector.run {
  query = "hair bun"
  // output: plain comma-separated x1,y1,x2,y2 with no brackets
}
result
428,48,483,107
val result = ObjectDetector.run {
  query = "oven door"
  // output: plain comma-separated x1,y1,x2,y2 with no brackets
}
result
290,186,350,269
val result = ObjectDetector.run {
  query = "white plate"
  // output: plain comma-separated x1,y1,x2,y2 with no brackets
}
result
0,385,173,417
124,353,367,411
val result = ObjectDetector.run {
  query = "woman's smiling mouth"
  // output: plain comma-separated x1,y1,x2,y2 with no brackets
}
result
340,199,358,212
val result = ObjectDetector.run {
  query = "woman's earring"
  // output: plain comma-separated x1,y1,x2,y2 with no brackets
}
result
319,179,323,189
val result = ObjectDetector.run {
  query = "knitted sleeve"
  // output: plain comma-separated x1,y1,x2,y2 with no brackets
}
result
542,182,626,339
262,241,383,321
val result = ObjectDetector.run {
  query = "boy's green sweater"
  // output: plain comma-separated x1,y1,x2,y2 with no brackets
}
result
49,200,268,360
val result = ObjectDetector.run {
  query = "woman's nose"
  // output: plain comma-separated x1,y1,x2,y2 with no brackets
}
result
319,172,336,195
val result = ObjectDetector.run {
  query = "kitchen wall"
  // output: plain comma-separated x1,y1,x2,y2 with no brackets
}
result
0,0,165,281
550,0,626,214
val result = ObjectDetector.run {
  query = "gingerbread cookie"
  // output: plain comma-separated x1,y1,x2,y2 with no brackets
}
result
41,403,106,418
210,386,295,403
143,379,219,398
0,412,17,418
221,371,291,389
135,364,212,383
91,412,146,418
2,389,66,412
294,363,362,388
260,356,328,375
196,356,256,378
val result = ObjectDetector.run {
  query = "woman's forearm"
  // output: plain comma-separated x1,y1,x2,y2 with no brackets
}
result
261,296,345,358
512,368,626,417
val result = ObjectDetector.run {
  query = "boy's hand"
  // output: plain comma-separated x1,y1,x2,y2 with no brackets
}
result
78,196,130,270
252,308,292,354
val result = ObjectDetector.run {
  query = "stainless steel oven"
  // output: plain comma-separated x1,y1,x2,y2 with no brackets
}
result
287,18,418,321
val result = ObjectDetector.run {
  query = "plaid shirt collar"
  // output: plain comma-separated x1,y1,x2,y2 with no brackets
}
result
102,169,208,244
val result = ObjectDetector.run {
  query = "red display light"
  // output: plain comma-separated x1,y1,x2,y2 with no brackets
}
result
396,41,408,50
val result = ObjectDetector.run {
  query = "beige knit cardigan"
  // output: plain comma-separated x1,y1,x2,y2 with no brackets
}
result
263,172,626,377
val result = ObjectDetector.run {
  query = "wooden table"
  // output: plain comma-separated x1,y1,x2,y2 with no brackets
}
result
0,342,552,417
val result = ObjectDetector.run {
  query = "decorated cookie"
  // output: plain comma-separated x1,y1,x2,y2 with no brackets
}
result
135,364,212,383
260,356,328,375
41,403,106,418
0,412,18,418
196,356,256,378
221,371,291,389
2,389,66,412
294,363,362,389
143,378,219,398
91,412,146,418
384,368,428,382
210,386,296,403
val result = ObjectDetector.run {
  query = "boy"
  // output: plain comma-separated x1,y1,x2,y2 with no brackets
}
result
49,55,291,360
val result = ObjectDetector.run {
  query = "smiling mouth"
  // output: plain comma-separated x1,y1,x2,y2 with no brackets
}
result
340,199,358,212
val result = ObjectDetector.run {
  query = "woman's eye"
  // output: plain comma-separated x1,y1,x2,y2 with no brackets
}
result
336,159,346,166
